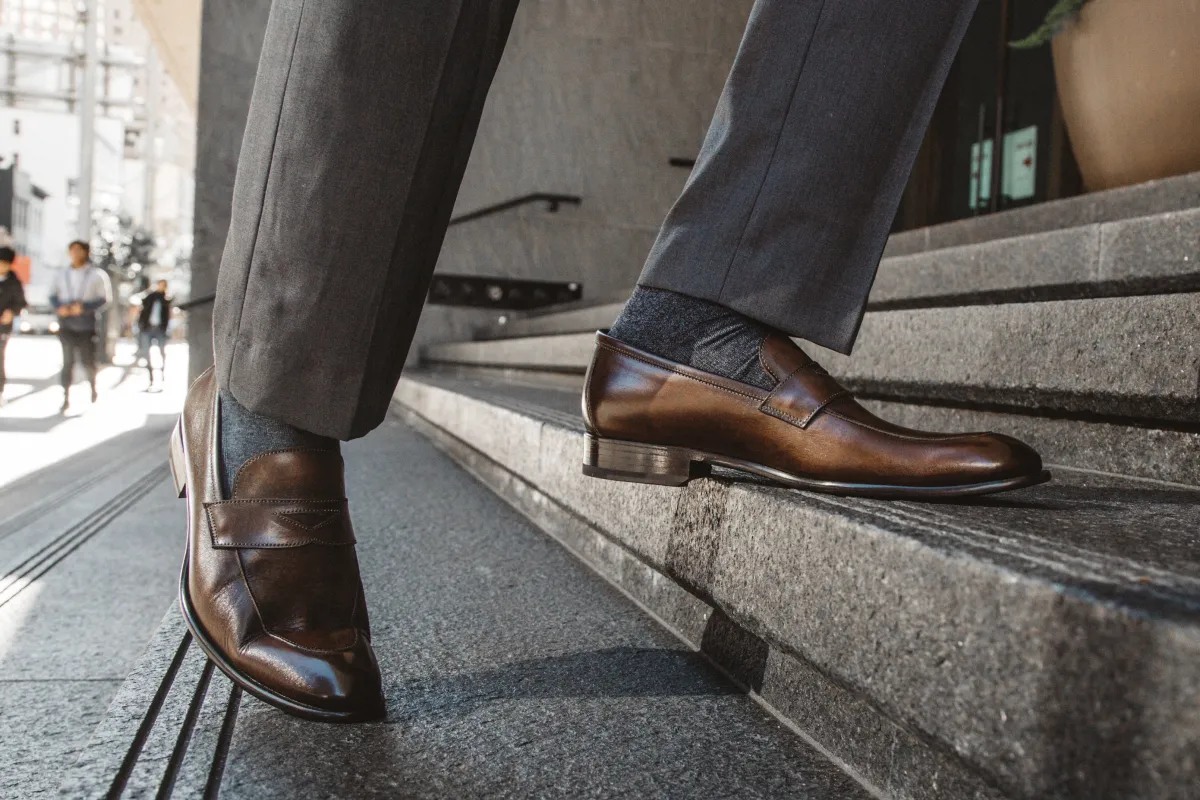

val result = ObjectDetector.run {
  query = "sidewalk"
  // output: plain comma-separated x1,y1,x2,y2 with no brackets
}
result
0,336,189,487
2,337,870,798
0,336,188,799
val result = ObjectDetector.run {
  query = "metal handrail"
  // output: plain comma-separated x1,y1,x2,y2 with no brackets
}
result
447,193,581,226
177,193,582,312
175,293,214,311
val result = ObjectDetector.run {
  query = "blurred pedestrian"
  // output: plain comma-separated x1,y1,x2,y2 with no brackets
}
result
138,279,171,390
51,240,111,413
0,246,26,403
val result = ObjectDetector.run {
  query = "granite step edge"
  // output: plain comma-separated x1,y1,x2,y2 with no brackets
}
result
424,291,1200,427
393,373,1200,800
56,605,240,800
409,365,1200,488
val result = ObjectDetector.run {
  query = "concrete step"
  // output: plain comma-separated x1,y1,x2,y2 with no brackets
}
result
881,169,1200,259
403,367,1200,488
473,204,1200,341
62,416,874,799
426,291,1200,426
393,371,1200,800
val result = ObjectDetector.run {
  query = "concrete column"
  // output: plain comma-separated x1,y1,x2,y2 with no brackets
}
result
142,46,159,234
188,0,271,380
76,0,98,240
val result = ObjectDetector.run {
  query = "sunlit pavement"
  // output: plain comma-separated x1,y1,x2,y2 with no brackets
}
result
0,334,190,799
0,335,189,490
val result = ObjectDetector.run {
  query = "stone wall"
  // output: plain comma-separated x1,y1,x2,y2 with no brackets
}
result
189,0,755,374
416,0,754,356
188,0,271,380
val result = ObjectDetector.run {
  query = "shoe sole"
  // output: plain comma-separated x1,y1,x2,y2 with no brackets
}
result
582,434,1051,500
169,422,385,725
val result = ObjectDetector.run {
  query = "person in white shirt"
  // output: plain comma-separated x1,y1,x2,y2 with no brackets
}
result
50,240,112,413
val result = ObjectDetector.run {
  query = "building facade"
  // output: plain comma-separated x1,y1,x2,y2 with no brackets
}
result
0,0,195,301
0,162,46,275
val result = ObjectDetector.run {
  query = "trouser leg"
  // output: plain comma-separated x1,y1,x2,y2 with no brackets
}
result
79,333,97,389
0,333,7,394
214,0,520,440
155,333,165,377
140,331,153,381
151,331,165,383
639,0,979,354
59,333,76,389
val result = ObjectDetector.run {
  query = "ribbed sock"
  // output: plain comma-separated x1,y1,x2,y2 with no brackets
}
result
607,286,776,391
218,389,338,496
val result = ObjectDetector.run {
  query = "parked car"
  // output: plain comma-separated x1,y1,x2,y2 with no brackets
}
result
16,305,59,335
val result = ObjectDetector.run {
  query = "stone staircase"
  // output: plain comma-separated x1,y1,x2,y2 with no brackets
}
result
424,180,1200,487
35,173,1200,799
391,174,1200,798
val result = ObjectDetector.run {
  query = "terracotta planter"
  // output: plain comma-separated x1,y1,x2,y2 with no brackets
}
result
1052,0,1200,191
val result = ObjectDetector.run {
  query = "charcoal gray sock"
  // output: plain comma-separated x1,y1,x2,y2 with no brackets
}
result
607,286,776,391
218,389,338,496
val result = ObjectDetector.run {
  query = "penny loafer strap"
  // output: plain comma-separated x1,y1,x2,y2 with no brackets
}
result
204,498,356,548
760,366,851,429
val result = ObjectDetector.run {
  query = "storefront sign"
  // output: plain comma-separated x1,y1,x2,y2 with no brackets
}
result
1003,125,1037,201
969,125,1038,209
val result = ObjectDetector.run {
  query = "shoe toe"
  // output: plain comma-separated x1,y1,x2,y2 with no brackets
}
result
242,630,385,720
960,432,1043,482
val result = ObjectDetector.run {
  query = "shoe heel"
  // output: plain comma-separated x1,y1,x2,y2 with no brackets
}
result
582,434,709,487
168,421,187,498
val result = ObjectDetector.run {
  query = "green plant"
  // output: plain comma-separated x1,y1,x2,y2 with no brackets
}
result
1010,0,1090,48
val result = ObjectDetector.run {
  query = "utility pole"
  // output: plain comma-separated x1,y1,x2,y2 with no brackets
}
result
142,45,159,235
76,0,98,241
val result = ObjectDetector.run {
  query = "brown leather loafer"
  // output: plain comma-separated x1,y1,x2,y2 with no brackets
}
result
582,332,1049,499
169,369,385,723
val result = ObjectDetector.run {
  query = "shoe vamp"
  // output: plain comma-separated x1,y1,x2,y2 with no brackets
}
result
238,546,361,643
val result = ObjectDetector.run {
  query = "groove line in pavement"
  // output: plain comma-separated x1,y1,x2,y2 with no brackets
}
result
0,431,163,540
156,658,215,800
203,685,242,800
0,470,110,544
106,633,193,800
0,464,168,609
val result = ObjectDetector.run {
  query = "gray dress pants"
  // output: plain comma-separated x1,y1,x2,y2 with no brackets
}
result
214,0,978,440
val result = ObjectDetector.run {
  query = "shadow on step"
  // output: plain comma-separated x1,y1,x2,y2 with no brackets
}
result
959,485,1200,509
387,646,737,721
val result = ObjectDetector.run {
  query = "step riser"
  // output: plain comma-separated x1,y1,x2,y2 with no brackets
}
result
871,207,1200,308
473,206,1200,340
394,376,1200,800
398,405,999,800
882,171,1200,258
811,293,1199,423
415,367,1200,487
426,292,1200,426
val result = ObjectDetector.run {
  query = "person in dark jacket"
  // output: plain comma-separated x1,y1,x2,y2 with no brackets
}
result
0,246,27,402
137,279,171,389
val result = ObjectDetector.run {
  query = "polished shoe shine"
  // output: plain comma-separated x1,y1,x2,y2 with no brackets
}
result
169,369,385,723
583,332,1049,499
